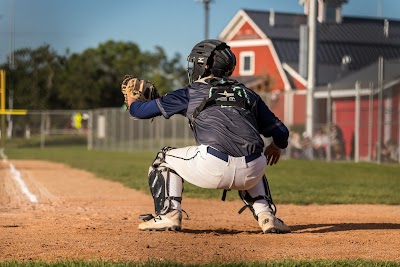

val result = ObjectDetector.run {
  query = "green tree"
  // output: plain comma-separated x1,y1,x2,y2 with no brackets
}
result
1,45,66,110
1,40,187,110
146,46,187,95
59,40,186,109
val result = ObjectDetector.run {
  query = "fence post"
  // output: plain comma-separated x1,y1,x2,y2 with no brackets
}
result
326,84,332,162
160,118,165,149
88,110,93,150
285,90,293,159
377,57,384,164
398,95,400,163
139,119,144,151
112,109,117,151
354,81,360,162
119,109,124,151
184,121,188,146
40,111,45,149
172,116,177,148
368,82,374,161
152,119,157,150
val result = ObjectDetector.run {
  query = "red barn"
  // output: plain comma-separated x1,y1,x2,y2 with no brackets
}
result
218,0,400,160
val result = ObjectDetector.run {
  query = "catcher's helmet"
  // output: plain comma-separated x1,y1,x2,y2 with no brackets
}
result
187,39,236,84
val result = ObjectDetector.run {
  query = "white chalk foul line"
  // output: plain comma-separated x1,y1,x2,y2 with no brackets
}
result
0,148,38,203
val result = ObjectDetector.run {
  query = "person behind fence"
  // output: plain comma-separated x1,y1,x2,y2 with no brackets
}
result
381,139,399,163
329,124,345,160
122,39,291,234
386,139,399,163
312,128,328,159
289,131,303,158
301,132,313,159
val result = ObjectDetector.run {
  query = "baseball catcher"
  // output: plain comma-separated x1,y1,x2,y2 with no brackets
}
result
122,39,290,234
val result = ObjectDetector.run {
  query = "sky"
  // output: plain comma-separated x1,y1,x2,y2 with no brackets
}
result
0,0,400,66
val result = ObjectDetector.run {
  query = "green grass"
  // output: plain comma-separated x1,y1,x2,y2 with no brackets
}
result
3,146,400,205
3,135,88,149
0,259,399,267
3,147,400,266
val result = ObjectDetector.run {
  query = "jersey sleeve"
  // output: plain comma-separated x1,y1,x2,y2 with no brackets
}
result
129,88,189,119
155,88,189,119
255,96,289,149
129,100,162,119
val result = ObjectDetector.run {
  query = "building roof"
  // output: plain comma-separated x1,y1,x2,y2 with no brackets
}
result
319,58,400,90
242,9,400,85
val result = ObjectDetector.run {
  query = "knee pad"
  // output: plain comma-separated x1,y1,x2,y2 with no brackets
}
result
151,146,175,168
238,175,276,220
148,147,182,215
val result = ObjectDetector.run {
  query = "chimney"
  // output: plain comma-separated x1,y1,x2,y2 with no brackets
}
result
299,0,348,23
341,55,351,70
299,24,309,78
384,19,389,37
269,9,275,27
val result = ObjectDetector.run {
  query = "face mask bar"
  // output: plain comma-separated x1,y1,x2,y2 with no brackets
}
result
187,60,194,84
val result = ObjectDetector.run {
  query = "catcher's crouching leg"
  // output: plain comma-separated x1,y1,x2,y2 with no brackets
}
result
138,147,184,231
147,165,183,215
238,175,291,234
238,175,276,220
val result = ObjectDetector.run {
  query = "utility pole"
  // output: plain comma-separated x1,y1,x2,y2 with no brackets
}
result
378,0,383,18
306,0,317,144
197,0,214,40
8,0,15,139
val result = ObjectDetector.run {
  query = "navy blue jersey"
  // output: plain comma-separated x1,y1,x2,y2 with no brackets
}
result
130,78,289,156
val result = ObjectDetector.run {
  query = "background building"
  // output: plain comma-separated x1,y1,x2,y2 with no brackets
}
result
219,0,400,160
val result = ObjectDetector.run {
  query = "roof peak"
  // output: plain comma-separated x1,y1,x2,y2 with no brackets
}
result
241,9,400,23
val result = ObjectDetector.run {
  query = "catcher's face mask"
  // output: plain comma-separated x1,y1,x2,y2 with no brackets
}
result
187,57,195,84
187,55,209,84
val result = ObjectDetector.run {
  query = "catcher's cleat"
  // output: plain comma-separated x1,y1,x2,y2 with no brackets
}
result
138,209,182,231
258,214,291,234
139,213,155,222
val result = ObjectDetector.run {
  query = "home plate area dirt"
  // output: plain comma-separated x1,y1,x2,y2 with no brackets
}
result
1,160,399,264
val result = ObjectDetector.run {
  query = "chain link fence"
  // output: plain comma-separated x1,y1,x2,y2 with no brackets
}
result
1,110,89,149
88,108,195,151
289,80,400,164
1,88,399,164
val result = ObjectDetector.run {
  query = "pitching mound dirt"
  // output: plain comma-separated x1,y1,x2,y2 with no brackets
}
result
1,160,399,263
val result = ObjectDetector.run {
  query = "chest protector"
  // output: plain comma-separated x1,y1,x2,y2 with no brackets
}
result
189,78,255,129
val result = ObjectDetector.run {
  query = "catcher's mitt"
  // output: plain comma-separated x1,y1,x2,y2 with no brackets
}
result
121,75,159,109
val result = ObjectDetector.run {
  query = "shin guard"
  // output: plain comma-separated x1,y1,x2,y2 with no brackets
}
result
148,167,183,215
238,175,276,220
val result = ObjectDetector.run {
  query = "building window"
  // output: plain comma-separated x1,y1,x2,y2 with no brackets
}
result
239,51,255,76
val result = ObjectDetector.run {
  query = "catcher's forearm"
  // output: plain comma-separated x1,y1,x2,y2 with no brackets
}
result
129,101,162,119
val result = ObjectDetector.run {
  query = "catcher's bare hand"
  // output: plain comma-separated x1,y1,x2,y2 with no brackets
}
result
120,75,159,110
127,91,140,107
264,141,281,166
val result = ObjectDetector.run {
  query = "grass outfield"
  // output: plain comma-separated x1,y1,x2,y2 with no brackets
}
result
4,146,400,205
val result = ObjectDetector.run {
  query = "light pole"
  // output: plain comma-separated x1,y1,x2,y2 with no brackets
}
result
196,0,214,40
306,0,317,153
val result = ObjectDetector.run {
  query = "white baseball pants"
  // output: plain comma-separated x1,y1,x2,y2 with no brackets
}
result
162,144,274,217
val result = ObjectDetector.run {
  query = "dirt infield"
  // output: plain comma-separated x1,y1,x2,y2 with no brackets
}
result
1,160,399,264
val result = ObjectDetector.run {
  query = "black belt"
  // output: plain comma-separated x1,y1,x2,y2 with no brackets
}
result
207,146,261,163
